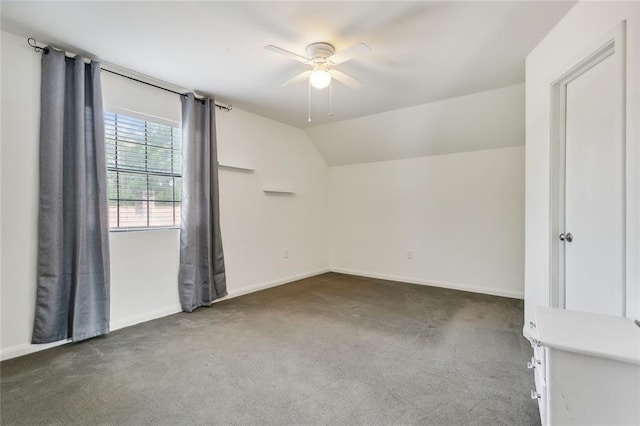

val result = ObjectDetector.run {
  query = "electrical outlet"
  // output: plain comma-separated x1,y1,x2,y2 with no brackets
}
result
407,250,414,259
284,250,289,259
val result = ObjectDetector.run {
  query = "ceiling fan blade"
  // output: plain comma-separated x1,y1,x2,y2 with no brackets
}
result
329,42,371,65
282,70,312,87
264,45,310,64
330,70,363,89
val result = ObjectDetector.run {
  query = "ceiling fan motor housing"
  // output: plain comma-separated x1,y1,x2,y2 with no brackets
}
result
307,42,335,67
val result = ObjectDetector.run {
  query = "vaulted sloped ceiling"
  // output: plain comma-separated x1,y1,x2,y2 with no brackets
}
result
306,84,525,166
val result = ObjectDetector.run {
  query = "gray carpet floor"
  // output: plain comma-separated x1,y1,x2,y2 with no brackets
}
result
1,273,539,425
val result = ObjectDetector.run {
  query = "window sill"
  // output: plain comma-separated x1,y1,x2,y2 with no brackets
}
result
109,226,180,233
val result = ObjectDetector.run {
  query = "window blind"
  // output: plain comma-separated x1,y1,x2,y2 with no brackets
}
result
105,112,182,229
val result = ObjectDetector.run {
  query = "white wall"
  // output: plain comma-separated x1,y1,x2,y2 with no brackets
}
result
0,30,329,360
1,30,44,358
216,108,330,293
525,1,640,326
101,67,184,332
329,146,525,298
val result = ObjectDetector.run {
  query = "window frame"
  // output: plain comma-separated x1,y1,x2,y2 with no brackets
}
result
104,107,183,232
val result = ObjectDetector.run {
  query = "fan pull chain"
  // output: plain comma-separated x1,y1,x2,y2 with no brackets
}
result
329,80,333,116
308,79,312,123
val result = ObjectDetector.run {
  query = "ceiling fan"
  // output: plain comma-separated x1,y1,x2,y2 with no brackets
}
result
264,41,370,122
264,42,370,90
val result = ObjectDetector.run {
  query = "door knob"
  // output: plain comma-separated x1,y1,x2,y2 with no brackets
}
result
559,232,573,242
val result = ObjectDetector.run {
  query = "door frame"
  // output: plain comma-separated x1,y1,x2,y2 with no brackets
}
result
549,21,627,313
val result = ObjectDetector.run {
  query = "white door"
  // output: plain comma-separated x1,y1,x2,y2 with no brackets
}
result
561,48,625,316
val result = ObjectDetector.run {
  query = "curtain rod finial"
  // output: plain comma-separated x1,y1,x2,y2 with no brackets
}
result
27,37,48,54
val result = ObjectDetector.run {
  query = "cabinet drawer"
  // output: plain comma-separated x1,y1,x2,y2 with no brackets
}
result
534,364,548,425
528,340,547,425
533,344,546,383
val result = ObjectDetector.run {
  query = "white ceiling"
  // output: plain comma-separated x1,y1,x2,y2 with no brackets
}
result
1,1,575,129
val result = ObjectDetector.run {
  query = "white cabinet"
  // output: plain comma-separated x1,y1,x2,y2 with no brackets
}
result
524,307,640,425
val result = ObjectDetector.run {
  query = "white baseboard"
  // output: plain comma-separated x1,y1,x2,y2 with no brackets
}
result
0,304,183,361
110,304,182,331
6,268,512,360
329,267,524,299
0,268,331,361
214,268,331,303
0,339,71,362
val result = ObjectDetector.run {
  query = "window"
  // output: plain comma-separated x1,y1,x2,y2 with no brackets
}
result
105,112,182,229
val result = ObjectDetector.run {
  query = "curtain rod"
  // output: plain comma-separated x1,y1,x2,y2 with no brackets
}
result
27,37,232,112
99,68,231,111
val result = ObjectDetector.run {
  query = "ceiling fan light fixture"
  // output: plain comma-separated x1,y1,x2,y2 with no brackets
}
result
309,69,331,89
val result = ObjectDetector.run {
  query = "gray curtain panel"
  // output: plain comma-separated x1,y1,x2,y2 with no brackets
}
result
179,94,227,312
32,48,110,343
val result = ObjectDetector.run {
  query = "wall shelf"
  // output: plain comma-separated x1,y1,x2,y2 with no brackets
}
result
218,162,255,172
263,187,295,195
